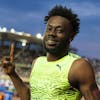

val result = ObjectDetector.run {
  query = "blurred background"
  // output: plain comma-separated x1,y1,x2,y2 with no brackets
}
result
0,0,100,100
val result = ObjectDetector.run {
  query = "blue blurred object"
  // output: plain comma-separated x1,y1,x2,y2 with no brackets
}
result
0,86,6,92
4,91,13,100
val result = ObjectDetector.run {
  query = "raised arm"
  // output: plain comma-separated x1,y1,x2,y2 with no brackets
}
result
2,43,30,100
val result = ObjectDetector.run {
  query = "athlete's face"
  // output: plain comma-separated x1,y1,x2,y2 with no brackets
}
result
43,16,72,54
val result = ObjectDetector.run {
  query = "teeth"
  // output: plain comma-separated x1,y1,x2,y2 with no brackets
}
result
47,40,56,44
48,40,55,42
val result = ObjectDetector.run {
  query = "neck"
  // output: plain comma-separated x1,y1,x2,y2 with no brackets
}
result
46,51,68,61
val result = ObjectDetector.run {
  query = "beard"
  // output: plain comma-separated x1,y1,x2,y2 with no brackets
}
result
43,38,69,56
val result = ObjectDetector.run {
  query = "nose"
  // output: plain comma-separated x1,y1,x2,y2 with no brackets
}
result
49,28,56,36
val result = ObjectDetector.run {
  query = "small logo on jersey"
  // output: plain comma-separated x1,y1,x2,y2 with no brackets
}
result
56,64,61,70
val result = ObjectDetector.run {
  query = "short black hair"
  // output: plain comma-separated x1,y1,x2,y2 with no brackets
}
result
44,5,80,40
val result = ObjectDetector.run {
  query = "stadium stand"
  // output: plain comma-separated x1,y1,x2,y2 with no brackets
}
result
0,31,44,99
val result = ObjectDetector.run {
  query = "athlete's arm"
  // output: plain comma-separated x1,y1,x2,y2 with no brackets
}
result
2,43,30,100
69,58,100,100
9,71,30,100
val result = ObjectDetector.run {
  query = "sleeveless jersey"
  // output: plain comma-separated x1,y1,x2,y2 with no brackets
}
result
30,53,82,100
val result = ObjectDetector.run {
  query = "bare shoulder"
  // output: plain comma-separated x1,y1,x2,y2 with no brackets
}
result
68,58,95,89
70,58,95,77
69,59,100,99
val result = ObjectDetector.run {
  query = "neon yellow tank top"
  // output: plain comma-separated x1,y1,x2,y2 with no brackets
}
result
30,53,82,100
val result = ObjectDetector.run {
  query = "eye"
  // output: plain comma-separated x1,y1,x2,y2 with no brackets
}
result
56,29,64,33
46,27,52,32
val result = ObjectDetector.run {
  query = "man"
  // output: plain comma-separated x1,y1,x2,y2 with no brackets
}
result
1,5,100,100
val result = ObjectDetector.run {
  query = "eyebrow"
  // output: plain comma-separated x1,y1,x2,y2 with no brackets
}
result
47,24,63,29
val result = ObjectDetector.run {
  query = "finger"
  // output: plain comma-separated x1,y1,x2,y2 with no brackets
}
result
10,43,15,62
0,56,10,66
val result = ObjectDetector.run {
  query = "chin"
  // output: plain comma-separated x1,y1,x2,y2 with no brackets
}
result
45,47,62,55
43,40,68,55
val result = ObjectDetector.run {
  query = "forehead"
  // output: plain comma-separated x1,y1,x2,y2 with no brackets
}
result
47,16,70,27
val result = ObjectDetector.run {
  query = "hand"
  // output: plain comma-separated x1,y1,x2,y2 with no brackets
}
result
1,43,15,75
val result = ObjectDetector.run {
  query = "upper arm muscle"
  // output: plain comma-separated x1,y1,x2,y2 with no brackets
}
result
77,59,100,100
69,58,100,100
